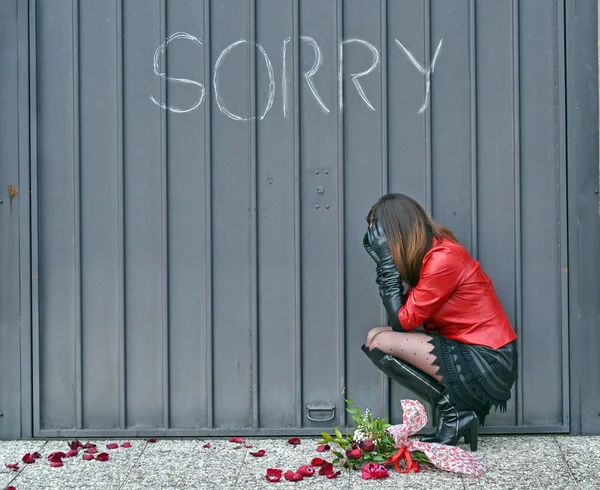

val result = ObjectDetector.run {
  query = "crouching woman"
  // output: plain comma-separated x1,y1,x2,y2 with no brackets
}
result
361,193,518,451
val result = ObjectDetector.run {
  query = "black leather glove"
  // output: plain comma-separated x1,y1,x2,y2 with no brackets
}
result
366,221,406,331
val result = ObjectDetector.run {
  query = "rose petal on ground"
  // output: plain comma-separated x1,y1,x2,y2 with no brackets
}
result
244,444,252,448
85,447,97,454
316,444,330,452
7,486,16,490
48,453,66,463
297,465,315,477
325,470,342,479
6,463,19,471
202,443,211,449
287,437,301,445
106,443,118,450
95,452,109,462
83,442,96,448
228,437,243,443
147,438,157,443
311,457,325,466
265,468,283,482
65,450,78,458
249,450,266,457
68,440,83,450
284,470,303,481
22,453,35,464
82,454,94,461
318,463,334,476
50,461,63,468
121,442,132,448
31,452,42,459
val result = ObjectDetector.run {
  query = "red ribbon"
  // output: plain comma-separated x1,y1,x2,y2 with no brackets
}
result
384,447,419,474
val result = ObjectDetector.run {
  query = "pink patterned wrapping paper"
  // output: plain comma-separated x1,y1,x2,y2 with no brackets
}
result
386,399,488,478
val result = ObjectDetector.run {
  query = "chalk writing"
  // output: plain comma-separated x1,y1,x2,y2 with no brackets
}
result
149,32,205,114
394,38,443,114
150,32,443,119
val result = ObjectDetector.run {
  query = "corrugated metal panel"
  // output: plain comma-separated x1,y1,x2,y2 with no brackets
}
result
25,0,571,436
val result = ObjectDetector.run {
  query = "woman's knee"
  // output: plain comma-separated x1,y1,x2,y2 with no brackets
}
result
364,326,392,347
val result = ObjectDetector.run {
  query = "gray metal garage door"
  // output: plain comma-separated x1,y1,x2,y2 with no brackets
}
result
5,0,597,438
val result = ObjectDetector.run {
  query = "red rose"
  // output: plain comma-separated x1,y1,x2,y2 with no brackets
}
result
346,448,362,460
361,440,375,452
361,462,389,480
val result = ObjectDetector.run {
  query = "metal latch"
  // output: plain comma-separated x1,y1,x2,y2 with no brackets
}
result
306,402,336,422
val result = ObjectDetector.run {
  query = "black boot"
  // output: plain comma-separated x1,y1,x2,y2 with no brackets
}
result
361,346,446,436
420,396,479,451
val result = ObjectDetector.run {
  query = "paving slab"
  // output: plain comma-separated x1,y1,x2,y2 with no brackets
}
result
9,439,144,490
121,438,247,490
0,440,47,489
555,436,600,489
462,436,576,490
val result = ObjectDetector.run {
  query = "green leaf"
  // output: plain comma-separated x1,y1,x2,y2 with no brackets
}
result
320,432,333,442
332,450,344,459
335,428,343,440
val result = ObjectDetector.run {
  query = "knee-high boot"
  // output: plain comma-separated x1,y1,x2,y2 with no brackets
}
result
361,345,479,451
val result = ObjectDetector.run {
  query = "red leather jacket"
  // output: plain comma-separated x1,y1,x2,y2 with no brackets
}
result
398,237,517,349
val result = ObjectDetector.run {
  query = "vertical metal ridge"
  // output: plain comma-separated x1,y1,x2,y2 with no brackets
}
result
18,0,34,438
72,0,83,431
159,0,170,430
115,0,126,430
469,0,478,259
556,0,570,428
511,0,524,427
379,0,390,421
424,0,433,213
29,0,41,436
336,0,346,429
292,0,302,428
203,0,214,429
248,0,259,429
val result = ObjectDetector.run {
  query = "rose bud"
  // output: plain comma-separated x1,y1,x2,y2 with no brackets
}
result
361,440,375,452
346,448,362,460
351,442,359,450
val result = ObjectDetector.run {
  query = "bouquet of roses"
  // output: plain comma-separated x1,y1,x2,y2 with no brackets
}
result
318,399,433,477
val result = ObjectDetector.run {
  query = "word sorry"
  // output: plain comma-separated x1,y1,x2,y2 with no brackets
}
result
150,32,443,120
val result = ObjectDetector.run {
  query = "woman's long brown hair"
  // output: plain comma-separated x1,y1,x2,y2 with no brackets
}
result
367,193,457,287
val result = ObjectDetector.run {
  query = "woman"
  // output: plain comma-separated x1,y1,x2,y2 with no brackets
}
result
361,193,518,451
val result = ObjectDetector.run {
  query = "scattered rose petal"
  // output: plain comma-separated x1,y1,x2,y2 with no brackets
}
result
361,462,389,480
106,443,118,450
202,443,211,449
85,447,97,454
266,468,283,482
319,463,334,476
297,465,315,477
147,438,157,443
6,463,19,471
249,450,266,457
48,452,66,463
68,440,83,450
316,444,330,452
7,486,16,490
287,437,301,445
65,449,78,458
95,452,109,462
22,453,35,464
284,470,303,481
228,437,243,443
311,457,325,466
50,461,63,468
82,454,94,461
121,442,132,448
31,452,42,459
244,444,252,448
325,470,342,479
83,442,96,448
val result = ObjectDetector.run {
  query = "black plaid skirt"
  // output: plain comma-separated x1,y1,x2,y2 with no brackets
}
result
428,333,518,425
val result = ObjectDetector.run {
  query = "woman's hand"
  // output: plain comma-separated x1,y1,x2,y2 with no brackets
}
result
366,221,394,265
363,231,380,263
